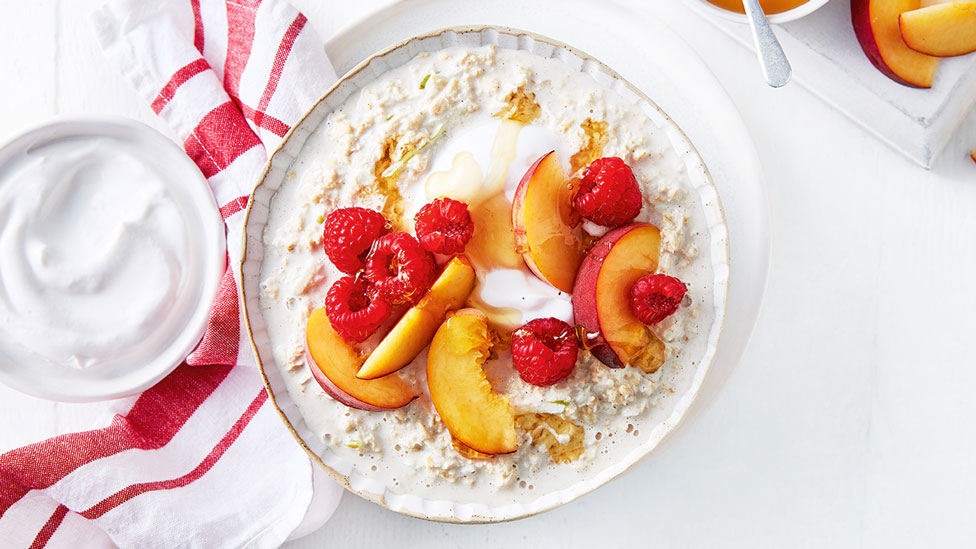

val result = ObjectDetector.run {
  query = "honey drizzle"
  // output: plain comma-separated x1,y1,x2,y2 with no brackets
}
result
372,136,408,230
494,87,541,124
516,413,585,464
569,118,609,175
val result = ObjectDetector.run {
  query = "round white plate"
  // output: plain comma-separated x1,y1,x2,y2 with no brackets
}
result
0,117,226,402
245,0,769,522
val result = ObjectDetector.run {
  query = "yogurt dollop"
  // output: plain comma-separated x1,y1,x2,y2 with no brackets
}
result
416,118,576,328
478,268,573,324
0,138,191,371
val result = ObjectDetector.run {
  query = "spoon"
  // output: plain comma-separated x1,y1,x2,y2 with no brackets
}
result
741,0,792,87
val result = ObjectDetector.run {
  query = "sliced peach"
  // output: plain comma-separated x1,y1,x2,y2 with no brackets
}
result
427,309,516,455
512,151,584,294
852,0,940,88
572,222,667,373
305,308,418,411
900,2,976,56
357,256,476,380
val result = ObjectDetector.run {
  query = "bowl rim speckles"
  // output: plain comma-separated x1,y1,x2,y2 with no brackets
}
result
240,26,730,523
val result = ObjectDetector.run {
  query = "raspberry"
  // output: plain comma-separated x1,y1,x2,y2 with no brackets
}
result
322,207,390,274
414,198,474,255
573,157,642,227
364,232,436,304
629,274,687,325
325,275,391,343
511,318,579,387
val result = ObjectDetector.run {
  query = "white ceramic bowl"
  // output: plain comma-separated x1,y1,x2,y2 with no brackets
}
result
688,0,830,24
0,117,225,402
242,26,729,522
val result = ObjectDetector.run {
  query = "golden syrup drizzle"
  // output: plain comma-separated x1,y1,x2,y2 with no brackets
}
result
573,324,602,351
494,87,541,124
466,193,522,272
483,119,522,195
425,152,485,205
569,118,609,175
516,413,585,464
372,136,408,230
425,118,533,332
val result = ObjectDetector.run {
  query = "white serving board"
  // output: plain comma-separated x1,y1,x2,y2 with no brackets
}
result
693,0,976,168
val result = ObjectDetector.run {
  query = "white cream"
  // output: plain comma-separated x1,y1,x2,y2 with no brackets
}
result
0,138,192,371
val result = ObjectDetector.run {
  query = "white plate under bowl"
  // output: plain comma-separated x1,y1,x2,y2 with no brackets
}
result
0,117,226,402
243,23,736,521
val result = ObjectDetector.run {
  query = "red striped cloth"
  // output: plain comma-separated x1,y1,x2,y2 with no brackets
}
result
0,0,341,546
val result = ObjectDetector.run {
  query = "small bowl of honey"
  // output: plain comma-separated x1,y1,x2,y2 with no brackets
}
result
692,0,830,24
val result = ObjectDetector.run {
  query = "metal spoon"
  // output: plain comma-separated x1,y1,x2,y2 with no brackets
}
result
741,0,792,87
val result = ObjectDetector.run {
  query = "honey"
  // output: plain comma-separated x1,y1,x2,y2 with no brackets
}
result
494,87,541,124
516,413,585,464
425,119,529,331
372,136,408,230
705,0,809,15
466,193,523,271
569,118,609,174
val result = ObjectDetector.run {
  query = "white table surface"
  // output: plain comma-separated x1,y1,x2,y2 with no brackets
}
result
3,1,975,547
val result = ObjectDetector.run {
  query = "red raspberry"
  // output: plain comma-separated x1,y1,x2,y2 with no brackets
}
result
629,274,687,325
364,232,436,304
573,157,642,227
323,207,390,274
511,318,579,387
325,275,391,343
414,198,474,255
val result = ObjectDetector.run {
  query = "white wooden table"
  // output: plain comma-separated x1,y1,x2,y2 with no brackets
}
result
3,1,975,547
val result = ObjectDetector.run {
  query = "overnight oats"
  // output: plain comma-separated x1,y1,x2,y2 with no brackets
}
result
257,42,725,505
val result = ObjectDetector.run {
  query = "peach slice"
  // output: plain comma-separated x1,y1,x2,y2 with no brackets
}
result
357,256,476,380
900,2,976,57
305,308,418,411
572,222,667,373
427,309,517,455
512,151,584,294
852,0,940,88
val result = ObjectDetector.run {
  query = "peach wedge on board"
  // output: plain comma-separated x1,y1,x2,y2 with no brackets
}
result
851,0,940,88
900,2,976,57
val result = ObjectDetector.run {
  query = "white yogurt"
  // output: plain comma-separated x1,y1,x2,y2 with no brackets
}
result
478,267,573,324
417,117,574,326
0,137,193,372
